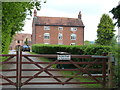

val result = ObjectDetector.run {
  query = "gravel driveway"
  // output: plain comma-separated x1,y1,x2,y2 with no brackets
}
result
2,51,83,89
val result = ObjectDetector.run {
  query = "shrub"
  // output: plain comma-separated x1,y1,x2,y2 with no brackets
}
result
32,44,112,74
32,44,111,55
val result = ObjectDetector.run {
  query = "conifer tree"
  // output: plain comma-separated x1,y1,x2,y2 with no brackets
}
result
95,14,115,45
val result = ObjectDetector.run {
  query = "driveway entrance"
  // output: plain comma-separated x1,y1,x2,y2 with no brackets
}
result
0,46,108,89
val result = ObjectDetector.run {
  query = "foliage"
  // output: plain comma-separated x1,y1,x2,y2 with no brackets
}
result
84,40,91,45
106,35,120,87
115,44,120,87
2,1,44,54
95,14,115,45
32,44,112,55
24,38,28,45
110,4,120,27
117,44,120,87
109,36,117,46
0,2,2,54
110,36,120,87
32,44,111,73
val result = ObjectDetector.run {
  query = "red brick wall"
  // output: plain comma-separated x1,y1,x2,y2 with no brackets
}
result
32,20,36,44
50,26,58,44
35,26,44,44
33,25,84,45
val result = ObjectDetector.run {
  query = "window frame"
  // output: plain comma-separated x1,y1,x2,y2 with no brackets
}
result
17,40,20,43
70,43,76,45
58,43,63,45
71,27,77,31
44,43,49,44
44,33,50,39
58,33,63,40
71,34,76,40
44,26,50,30
58,27,63,30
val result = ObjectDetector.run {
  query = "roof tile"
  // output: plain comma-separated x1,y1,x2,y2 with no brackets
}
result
35,16,84,27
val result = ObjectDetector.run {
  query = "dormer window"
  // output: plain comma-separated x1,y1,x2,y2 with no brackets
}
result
44,26,50,30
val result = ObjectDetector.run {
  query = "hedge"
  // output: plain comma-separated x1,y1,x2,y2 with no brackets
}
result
32,44,112,55
32,44,112,73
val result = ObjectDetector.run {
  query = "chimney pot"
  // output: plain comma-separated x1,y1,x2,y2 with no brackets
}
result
78,11,82,19
34,9,37,17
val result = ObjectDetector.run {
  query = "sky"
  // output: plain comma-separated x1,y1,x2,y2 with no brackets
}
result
22,0,120,41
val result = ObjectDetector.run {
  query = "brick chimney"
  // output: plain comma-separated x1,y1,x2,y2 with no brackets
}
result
34,9,37,17
78,11,82,19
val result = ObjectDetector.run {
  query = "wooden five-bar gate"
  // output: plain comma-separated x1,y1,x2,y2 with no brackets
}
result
0,46,109,89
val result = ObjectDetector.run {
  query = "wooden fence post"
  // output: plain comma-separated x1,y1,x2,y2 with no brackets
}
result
102,53,107,88
16,45,22,90
108,53,114,88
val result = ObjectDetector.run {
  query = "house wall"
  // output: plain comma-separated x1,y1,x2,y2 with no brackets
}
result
32,18,36,44
10,40,24,50
10,34,32,50
34,25,84,45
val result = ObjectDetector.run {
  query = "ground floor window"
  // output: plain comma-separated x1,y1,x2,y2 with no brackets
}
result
58,43,63,45
71,34,76,40
44,33,50,39
70,43,76,45
58,33,63,40
44,43,49,44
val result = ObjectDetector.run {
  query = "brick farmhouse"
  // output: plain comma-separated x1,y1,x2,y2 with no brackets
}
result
32,10,85,45
10,33,32,50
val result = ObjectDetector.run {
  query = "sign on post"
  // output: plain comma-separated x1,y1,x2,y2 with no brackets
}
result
57,55,71,60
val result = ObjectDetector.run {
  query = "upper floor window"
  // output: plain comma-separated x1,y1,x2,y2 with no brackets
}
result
44,26,50,30
58,33,63,40
71,34,76,40
71,27,77,31
44,33,50,39
58,27,63,30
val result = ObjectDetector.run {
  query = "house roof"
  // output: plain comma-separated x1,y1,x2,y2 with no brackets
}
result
34,16,84,27
14,33,31,40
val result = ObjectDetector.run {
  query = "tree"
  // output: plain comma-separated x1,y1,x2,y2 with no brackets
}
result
110,3,120,27
24,38,28,45
2,1,45,54
95,14,115,45
110,3,120,87
84,40,91,45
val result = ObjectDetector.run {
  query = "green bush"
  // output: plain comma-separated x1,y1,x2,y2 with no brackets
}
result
32,44,111,66
32,44,112,74
112,44,120,87
32,44,111,55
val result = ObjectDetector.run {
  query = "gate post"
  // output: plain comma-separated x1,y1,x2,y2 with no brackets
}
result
16,45,22,90
102,53,107,88
16,45,19,89
108,53,114,88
